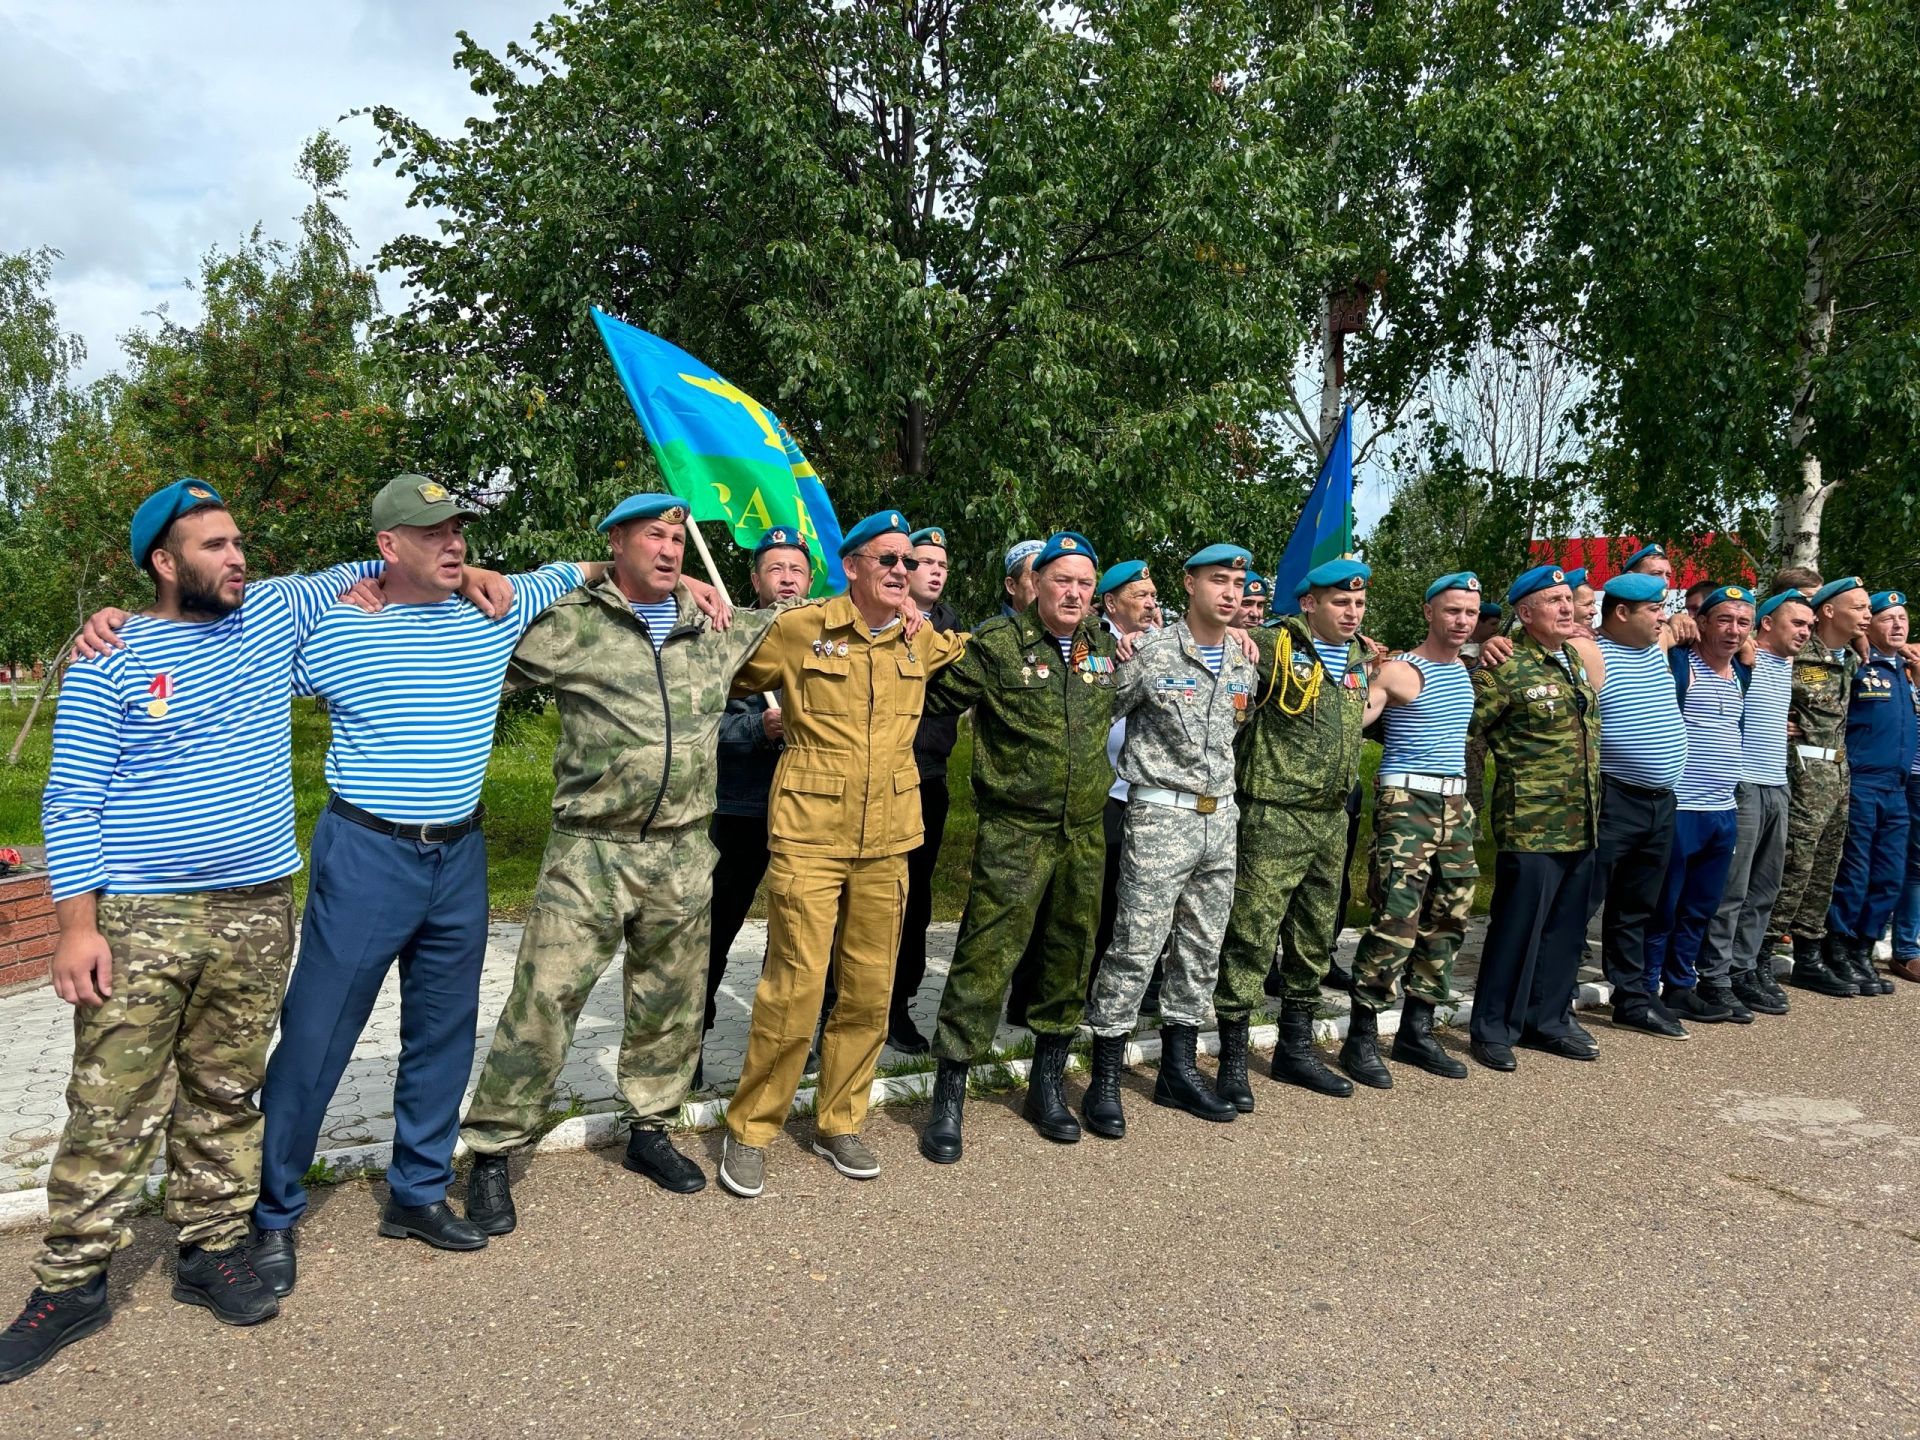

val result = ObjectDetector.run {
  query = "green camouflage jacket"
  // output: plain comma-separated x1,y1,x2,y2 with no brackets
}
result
508,575,784,838
1470,630,1601,852
1112,619,1256,798
1789,636,1859,754
925,610,1117,829
1233,615,1368,810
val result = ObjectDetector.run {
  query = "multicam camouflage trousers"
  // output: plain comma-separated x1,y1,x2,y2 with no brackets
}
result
1349,788,1478,1012
1773,756,1849,943
36,880,295,1290
461,825,715,1153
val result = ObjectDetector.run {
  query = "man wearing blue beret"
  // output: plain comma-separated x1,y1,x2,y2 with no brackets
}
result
1623,541,1701,647
1087,561,1164,1002
1238,571,1271,628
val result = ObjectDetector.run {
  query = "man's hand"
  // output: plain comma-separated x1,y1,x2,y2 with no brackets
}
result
50,928,114,1007
1665,610,1700,647
897,597,925,639
1225,627,1259,663
71,607,131,661
683,576,733,631
1478,634,1515,668
1115,631,1140,662
761,707,784,743
457,566,515,621
1359,633,1388,674
1787,720,1805,742
339,577,386,613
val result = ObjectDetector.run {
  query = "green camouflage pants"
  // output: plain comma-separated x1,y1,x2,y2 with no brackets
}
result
1215,798,1348,1016
462,825,715,1152
1349,788,1478,1011
933,813,1102,1061
36,880,294,1290
1774,757,1849,943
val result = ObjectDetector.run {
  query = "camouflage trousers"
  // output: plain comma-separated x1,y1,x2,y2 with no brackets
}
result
1085,798,1239,1036
1215,799,1348,1016
933,812,1102,1062
36,880,294,1290
462,825,715,1153
1774,757,1849,943
1349,788,1478,1012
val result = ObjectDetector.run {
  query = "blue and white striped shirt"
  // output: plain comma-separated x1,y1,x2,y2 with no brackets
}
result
630,598,681,652
295,564,582,824
41,562,380,902
1379,655,1473,778
1593,636,1687,791
1312,640,1349,685
1674,651,1744,811
1051,633,1074,665
1196,643,1226,675
1741,650,1793,787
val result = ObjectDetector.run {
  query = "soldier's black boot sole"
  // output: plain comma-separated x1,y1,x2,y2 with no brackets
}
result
1271,1004,1353,1098
919,1059,969,1164
1151,1025,1237,1123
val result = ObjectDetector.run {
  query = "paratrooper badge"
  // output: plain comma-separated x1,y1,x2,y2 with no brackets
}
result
662,506,688,524
187,485,213,500
416,481,451,503
146,674,173,720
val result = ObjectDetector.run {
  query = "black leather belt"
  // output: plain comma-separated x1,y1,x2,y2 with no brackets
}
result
327,794,485,844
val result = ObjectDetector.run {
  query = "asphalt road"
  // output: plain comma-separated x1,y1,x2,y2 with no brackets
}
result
6,992,1919,1439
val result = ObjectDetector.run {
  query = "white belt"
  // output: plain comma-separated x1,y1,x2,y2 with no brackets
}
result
1377,771,1467,797
1131,786,1231,815
1796,744,1838,763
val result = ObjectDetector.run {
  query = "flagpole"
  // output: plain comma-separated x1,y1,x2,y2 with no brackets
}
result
684,518,732,600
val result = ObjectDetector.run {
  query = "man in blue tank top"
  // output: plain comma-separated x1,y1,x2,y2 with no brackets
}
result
1340,572,1483,1088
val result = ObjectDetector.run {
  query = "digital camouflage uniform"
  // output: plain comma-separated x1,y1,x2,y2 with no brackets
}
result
1086,621,1256,1034
461,578,786,1153
924,612,1118,1061
36,880,294,1290
1350,792,1477,1012
1773,638,1858,943
1215,617,1369,1017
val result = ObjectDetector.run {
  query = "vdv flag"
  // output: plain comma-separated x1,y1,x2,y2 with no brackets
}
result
591,307,846,595
1270,405,1357,616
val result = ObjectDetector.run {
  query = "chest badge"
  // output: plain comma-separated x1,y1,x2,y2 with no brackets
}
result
146,674,173,720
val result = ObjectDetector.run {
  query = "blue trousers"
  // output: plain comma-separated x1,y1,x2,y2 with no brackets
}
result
1895,774,1920,960
255,809,489,1227
1646,808,1737,992
1827,771,1909,946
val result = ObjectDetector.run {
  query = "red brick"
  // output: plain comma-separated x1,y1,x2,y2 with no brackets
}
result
0,890,54,924
0,909,58,943
0,959,49,990
1,931,58,963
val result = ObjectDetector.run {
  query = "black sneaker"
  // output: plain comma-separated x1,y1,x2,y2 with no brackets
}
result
0,1276,110,1383
1664,985,1733,1023
173,1244,279,1326
623,1128,707,1194
1699,980,1752,1024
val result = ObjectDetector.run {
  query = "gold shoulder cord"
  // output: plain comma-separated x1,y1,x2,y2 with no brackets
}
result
1253,625,1323,716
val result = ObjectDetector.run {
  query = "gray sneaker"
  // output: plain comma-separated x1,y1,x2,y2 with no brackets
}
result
811,1132,880,1180
718,1136,765,1199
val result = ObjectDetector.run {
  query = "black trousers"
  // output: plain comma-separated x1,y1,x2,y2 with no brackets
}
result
705,813,771,1031
1083,797,1130,996
889,781,952,1022
1594,777,1676,1007
1336,781,1364,946
1473,849,1595,1047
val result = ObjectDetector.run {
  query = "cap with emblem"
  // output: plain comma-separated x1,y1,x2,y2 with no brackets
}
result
1243,572,1270,600
130,478,226,567
597,493,693,534
1096,560,1148,597
753,525,809,560
1034,531,1098,571
1871,589,1908,614
838,509,912,557
908,526,947,550
1757,590,1813,621
1564,567,1589,590
1425,571,1481,602
1508,564,1572,605
1187,543,1254,573
1697,584,1755,615
1602,572,1666,603
1294,556,1370,599
1622,542,1666,571
373,473,483,532
1811,576,1864,608
1003,539,1044,575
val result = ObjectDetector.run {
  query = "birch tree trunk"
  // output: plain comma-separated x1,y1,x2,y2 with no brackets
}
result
1774,238,1837,570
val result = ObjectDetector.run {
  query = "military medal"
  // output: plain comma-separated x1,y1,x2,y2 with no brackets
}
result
1036,664,1050,679
1082,672,1093,684
1071,637,1090,668
146,673,172,719
836,642,848,657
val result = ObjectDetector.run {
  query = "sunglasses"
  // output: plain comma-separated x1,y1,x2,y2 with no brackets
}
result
857,551,920,571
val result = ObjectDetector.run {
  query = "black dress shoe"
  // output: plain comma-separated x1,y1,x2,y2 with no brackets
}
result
1611,1004,1689,1040
623,1128,707,1194
1469,1040,1517,1072
465,1153,517,1235
1566,1015,1596,1047
886,1012,931,1053
378,1199,488,1251
249,1224,297,1297
0,1276,110,1383
173,1244,279,1326
1518,1031,1599,1062
1699,980,1753,1023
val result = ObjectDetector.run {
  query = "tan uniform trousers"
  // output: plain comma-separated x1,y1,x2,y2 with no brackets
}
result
725,851,908,1147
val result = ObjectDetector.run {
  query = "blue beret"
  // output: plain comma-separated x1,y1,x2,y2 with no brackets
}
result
1757,590,1813,621
1811,576,1863,608
1096,560,1149,597
1871,589,1908,614
1508,565,1571,605
753,525,809,559
131,478,224,567
1034,530,1098,571
838,509,912,557
598,493,692,533
1602,572,1666,603
1004,539,1044,574
1188,543,1254,573
908,526,947,550
1243,572,1270,600
1623,543,1666,570
1425,571,1482,602
1480,602,1503,619
1564,567,1589,590
1294,557,1371,598
1697,584,1755,615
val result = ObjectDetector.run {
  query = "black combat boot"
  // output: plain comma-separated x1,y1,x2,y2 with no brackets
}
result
464,1154,516,1236
1391,996,1468,1078
1849,940,1893,996
1152,1024,1237,1122
1755,949,1791,1005
1787,935,1856,997
1732,968,1785,1016
173,1243,279,1326
1270,1002,1353,1098
1082,1035,1128,1139
1698,978,1753,1024
1215,1016,1255,1113
1022,1033,1082,1143
919,1058,969,1164
1323,958,1355,993
1338,1004,1393,1089
0,1275,110,1384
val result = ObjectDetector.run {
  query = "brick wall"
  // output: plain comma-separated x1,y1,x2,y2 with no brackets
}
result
0,867,55,992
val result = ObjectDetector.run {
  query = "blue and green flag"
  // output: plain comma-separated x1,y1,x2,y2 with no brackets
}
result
1270,405,1357,616
591,307,846,595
